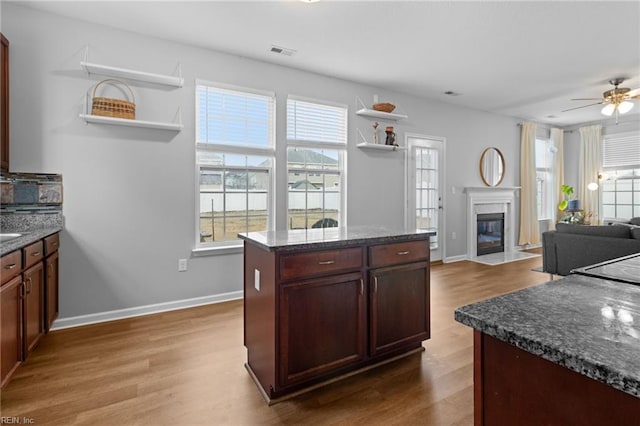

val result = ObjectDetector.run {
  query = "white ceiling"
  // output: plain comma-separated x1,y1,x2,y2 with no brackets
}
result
17,0,640,127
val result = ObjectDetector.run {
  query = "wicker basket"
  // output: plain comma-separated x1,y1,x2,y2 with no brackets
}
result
372,102,396,113
91,79,136,119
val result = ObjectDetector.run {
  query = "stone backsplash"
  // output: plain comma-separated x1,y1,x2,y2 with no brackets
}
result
1,172,62,214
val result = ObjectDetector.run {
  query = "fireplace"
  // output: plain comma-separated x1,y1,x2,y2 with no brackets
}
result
464,187,519,260
476,213,504,256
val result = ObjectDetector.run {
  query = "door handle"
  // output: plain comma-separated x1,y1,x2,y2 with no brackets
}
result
318,260,335,265
373,276,378,293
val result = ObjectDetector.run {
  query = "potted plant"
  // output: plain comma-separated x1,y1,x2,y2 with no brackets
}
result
558,184,580,212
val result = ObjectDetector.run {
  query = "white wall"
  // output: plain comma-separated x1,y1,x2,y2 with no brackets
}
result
3,4,522,320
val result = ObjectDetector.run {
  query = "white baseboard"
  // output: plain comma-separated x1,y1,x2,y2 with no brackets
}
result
444,255,468,263
50,290,243,331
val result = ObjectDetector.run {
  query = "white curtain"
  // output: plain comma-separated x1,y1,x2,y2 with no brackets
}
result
579,125,602,224
519,122,540,245
550,128,564,230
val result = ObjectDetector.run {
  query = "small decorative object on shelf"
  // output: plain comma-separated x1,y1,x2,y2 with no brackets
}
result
372,102,396,113
385,126,396,146
372,121,379,144
91,79,135,120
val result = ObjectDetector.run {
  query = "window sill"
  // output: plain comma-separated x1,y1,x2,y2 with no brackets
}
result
191,244,244,257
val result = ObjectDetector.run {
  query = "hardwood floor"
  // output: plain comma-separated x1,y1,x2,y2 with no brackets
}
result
1,252,549,425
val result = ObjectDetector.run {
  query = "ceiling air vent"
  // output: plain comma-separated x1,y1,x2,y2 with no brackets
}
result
270,45,297,56
444,91,461,96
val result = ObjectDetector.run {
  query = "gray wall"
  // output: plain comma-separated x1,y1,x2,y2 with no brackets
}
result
3,4,521,320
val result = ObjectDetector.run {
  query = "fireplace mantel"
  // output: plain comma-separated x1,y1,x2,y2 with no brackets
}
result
465,187,520,259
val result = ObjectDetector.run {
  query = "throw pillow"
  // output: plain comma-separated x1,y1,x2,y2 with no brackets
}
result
632,227,640,240
556,222,631,238
629,217,640,226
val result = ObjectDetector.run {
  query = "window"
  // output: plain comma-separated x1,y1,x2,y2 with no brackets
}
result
601,132,640,220
535,138,554,220
196,82,275,247
286,97,347,229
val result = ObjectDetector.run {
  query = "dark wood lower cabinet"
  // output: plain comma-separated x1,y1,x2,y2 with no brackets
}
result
0,232,59,388
243,234,431,403
23,262,44,355
474,331,640,425
1,275,23,388
279,272,365,387
370,261,430,356
45,250,59,332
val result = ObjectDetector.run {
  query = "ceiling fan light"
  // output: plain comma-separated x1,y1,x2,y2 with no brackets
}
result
601,103,616,116
618,101,634,114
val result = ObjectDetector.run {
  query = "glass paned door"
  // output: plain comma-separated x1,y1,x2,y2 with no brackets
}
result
407,135,445,261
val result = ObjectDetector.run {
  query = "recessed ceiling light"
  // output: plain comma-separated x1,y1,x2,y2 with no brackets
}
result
444,91,461,96
270,45,296,56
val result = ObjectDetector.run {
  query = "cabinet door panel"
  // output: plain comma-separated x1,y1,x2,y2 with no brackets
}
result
1,275,22,388
279,272,365,387
23,262,44,355
370,261,429,356
45,251,59,332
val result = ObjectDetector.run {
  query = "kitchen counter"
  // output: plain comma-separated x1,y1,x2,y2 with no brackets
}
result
242,227,433,403
238,226,435,252
1,212,64,256
455,274,640,397
1,227,62,256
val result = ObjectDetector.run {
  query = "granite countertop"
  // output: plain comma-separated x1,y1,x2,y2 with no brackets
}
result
238,226,435,252
455,274,640,398
1,226,63,256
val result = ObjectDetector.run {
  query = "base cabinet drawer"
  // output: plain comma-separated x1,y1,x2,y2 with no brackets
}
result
279,247,363,281
369,240,429,268
1,250,22,284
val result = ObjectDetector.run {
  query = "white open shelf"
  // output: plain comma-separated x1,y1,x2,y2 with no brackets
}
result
355,96,408,121
81,61,184,87
357,142,405,151
79,113,183,131
81,46,184,87
356,128,404,152
355,108,408,121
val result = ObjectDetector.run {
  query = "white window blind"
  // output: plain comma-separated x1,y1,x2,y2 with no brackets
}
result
603,132,640,169
196,83,275,148
287,97,347,144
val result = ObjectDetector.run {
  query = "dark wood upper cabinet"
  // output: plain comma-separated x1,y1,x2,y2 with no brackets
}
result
1,33,8,173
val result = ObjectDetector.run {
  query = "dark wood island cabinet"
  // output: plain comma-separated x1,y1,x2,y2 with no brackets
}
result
240,227,435,403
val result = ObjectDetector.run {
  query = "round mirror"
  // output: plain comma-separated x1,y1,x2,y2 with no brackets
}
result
479,147,505,187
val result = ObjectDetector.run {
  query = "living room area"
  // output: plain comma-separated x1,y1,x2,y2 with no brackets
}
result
1,1,639,424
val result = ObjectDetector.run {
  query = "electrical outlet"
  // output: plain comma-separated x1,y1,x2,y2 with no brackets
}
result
254,269,261,291
452,231,457,240
178,258,188,272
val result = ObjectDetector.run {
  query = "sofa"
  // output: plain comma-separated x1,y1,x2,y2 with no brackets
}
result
542,218,640,276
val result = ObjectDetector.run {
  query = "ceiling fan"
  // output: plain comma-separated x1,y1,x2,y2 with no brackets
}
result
563,78,640,121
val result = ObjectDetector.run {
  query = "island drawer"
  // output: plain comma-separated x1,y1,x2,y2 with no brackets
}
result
279,247,363,281
23,240,44,269
369,240,429,268
45,233,60,256
1,250,22,285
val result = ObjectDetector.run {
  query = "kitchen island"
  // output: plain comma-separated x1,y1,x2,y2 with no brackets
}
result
239,226,435,403
455,270,640,425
